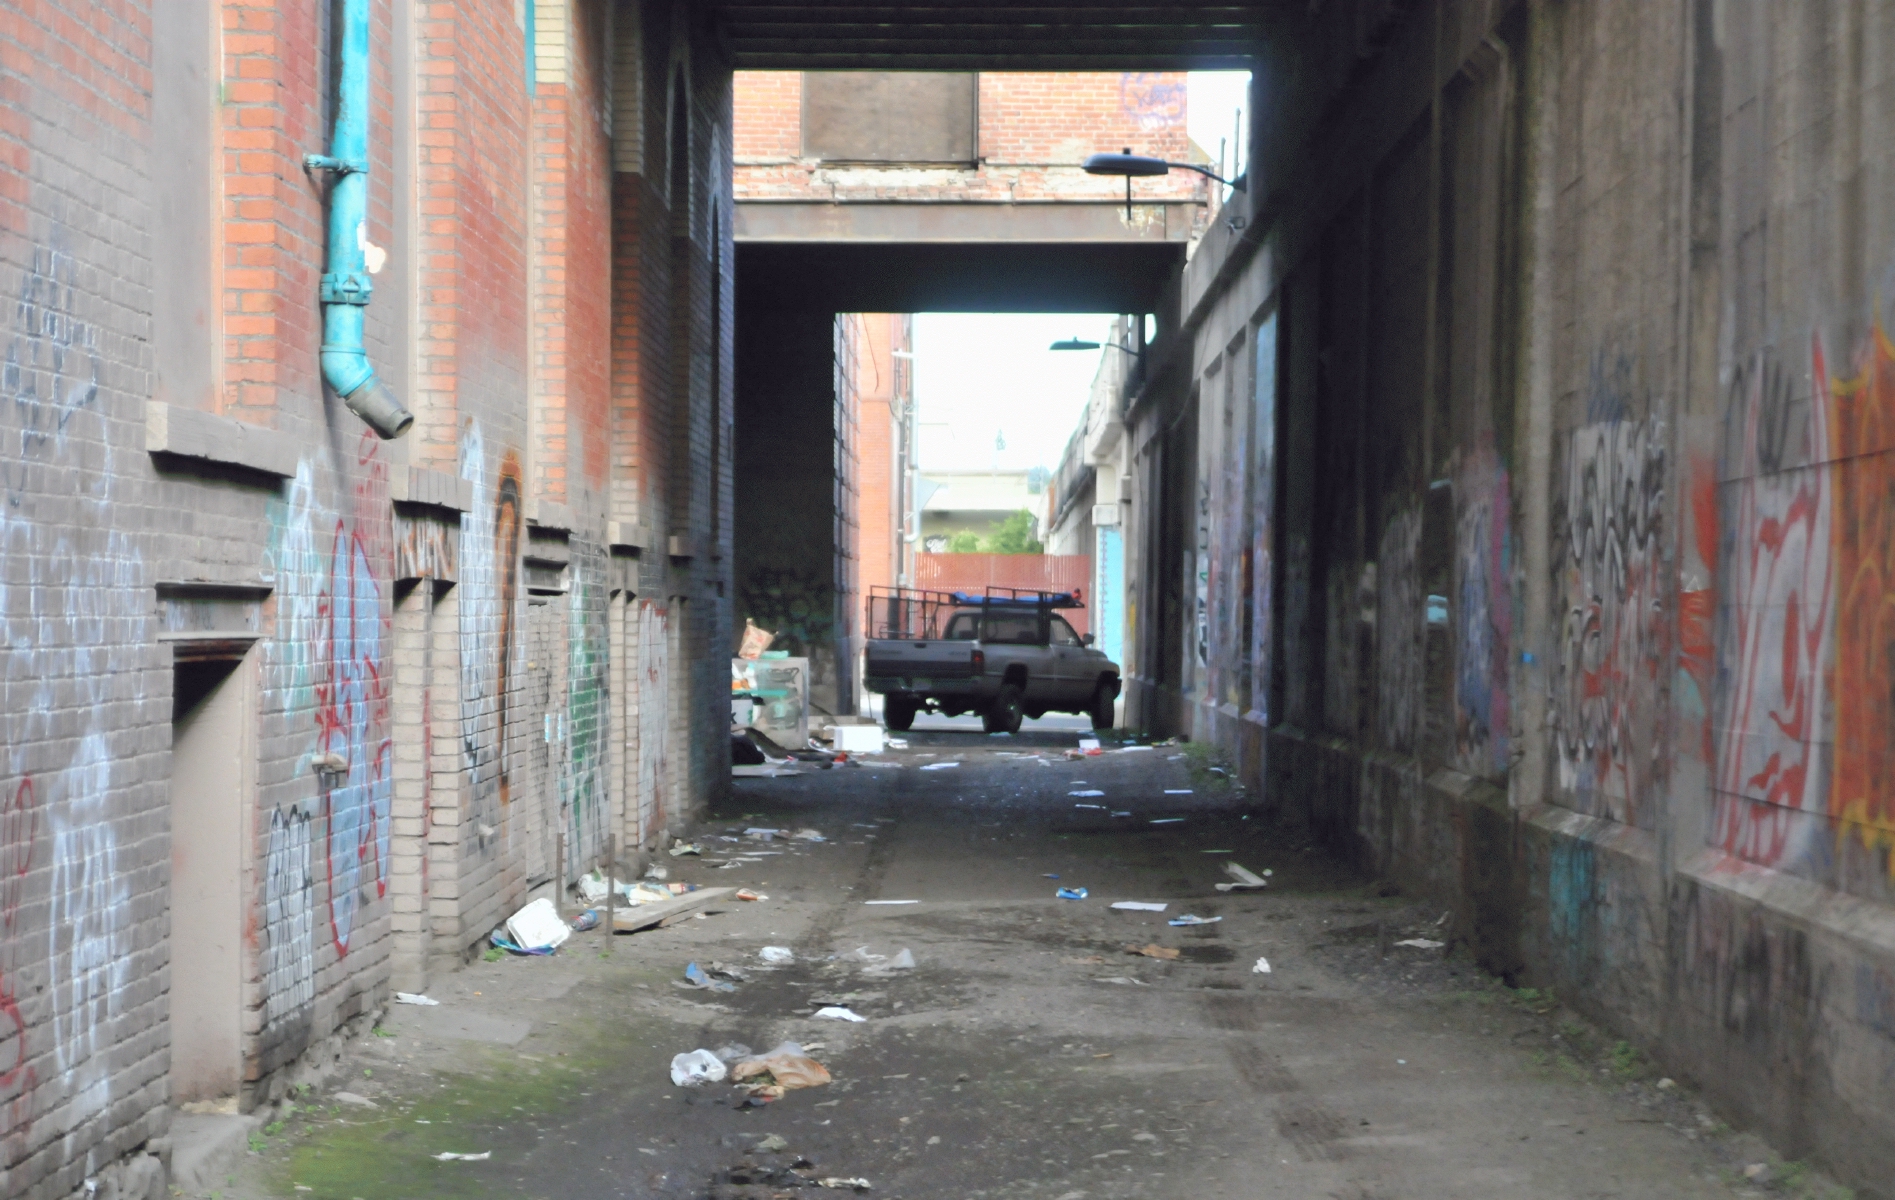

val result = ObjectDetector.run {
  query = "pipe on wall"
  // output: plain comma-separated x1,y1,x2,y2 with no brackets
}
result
306,0,414,439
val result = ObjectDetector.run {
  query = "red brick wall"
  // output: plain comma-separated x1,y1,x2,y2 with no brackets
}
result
850,313,907,602
733,71,1205,208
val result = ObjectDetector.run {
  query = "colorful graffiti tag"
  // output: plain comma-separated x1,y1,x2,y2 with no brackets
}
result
457,425,524,860
1454,444,1511,776
1552,364,1668,825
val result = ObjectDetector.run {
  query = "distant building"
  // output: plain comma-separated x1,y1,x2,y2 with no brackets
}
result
918,469,1045,550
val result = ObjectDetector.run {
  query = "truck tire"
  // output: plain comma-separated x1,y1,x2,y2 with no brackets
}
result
983,684,1024,735
1088,682,1116,731
883,695,917,732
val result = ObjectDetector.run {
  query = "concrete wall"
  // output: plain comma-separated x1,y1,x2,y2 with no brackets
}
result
0,2,733,1195
1128,2,1895,1196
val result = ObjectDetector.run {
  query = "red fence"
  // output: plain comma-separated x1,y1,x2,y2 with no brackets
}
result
913,553,1093,635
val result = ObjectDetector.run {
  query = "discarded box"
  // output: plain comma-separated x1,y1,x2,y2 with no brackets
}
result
829,724,885,754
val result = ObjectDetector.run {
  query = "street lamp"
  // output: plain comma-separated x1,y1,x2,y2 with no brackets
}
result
1083,146,1245,218
1049,338,1140,354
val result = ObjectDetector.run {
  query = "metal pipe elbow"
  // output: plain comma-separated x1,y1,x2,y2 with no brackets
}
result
322,346,414,440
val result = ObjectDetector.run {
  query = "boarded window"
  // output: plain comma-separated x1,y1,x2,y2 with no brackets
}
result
803,72,977,164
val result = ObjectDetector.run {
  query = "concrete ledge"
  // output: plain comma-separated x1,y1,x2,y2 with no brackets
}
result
390,465,471,511
607,519,650,552
527,499,575,532
146,401,298,478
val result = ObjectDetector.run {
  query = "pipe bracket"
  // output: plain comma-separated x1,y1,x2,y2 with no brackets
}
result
320,272,374,305
303,154,368,175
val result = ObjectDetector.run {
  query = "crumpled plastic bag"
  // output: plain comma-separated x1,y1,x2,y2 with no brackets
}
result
670,1048,728,1086
730,1041,832,1091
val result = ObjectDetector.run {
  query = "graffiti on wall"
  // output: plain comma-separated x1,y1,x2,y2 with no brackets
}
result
1552,355,1668,824
269,442,394,961
1713,325,1895,872
1822,324,1895,866
1192,477,1211,687
1711,347,1831,866
566,540,609,868
1211,364,1252,710
1249,318,1279,723
1454,444,1512,776
1118,73,1186,132
1374,508,1422,754
458,425,524,859
261,807,315,1026
636,599,670,849
1,241,133,1158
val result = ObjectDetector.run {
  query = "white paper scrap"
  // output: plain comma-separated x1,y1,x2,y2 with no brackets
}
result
1109,901,1169,912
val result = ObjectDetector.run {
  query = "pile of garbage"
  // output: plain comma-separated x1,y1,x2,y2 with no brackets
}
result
670,1041,833,1102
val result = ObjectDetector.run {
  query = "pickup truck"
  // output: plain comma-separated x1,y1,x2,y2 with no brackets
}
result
863,587,1120,734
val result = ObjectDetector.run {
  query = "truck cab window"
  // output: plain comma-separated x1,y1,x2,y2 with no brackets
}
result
1050,616,1081,647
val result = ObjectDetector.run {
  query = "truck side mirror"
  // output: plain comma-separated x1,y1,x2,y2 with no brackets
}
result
1082,633,1095,647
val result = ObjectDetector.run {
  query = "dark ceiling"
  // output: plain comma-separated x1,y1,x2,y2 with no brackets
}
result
736,240,1184,313
706,3,1279,71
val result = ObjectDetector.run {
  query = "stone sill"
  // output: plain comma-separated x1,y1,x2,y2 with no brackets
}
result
146,401,297,478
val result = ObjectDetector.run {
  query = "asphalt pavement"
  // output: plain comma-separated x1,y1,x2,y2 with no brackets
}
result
224,726,1835,1200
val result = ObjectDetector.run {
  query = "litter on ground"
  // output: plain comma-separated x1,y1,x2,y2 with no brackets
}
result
1169,914,1221,926
432,1152,491,1162
670,1049,728,1086
864,899,919,905
1215,862,1270,892
1149,818,1185,825
1128,943,1180,960
732,1043,833,1093
760,946,795,964
1110,901,1168,912
1395,938,1445,950
919,761,961,771
812,1006,867,1022
1254,957,1273,974
1055,887,1089,900
1069,789,1105,797
394,992,439,1006
502,897,570,952
1164,788,1194,794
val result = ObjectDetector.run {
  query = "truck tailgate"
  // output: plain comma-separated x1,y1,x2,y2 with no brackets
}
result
865,639,980,678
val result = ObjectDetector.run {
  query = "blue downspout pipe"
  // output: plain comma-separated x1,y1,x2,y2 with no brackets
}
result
306,0,413,439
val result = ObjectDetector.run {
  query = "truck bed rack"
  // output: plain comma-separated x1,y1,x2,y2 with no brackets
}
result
867,584,1082,641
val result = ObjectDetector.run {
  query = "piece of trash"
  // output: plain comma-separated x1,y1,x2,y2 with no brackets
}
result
670,839,704,856
1043,873,1060,879
431,1151,491,1162
1168,914,1221,926
713,1043,754,1062
1074,803,1105,810
1253,957,1272,974
1394,938,1445,950
1056,887,1088,900
683,962,737,993
394,992,439,1006
1208,766,1228,775
760,946,795,964
569,908,602,932
1164,789,1194,794
753,1134,790,1153
1110,900,1168,911
1201,849,1233,854
792,828,827,841
670,1049,729,1086
1656,1077,1677,1090
332,1091,378,1108
732,1042,832,1091
1149,818,1185,825
819,1179,871,1190
1214,861,1270,892
839,946,887,964
1110,811,1132,817
886,738,908,748
1070,789,1105,797
644,863,669,880
863,899,919,905
745,827,784,839
735,889,767,901
1116,744,1154,752
1128,943,1180,960
503,897,570,952
919,761,960,771
812,1006,867,1022
1092,976,1148,986
1078,738,1100,752
881,948,916,971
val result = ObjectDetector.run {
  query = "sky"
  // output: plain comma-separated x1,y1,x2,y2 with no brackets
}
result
912,72,1251,474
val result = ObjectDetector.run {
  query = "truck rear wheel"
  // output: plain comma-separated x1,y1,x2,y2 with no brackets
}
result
1088,682,1117,731
883,695,917,732
983,684,1024,735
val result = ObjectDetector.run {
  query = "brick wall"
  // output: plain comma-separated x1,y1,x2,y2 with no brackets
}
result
0,1,735,1194
733,71,1206,209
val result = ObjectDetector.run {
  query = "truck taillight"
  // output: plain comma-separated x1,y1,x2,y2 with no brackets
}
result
972,649,985,674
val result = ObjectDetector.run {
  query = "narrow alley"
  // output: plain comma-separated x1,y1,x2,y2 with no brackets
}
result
7,2,1895,1198
224,729,1825,1200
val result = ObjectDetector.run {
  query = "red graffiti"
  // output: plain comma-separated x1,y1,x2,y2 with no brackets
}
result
1825,321,1895,864
1678,457,1718,764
